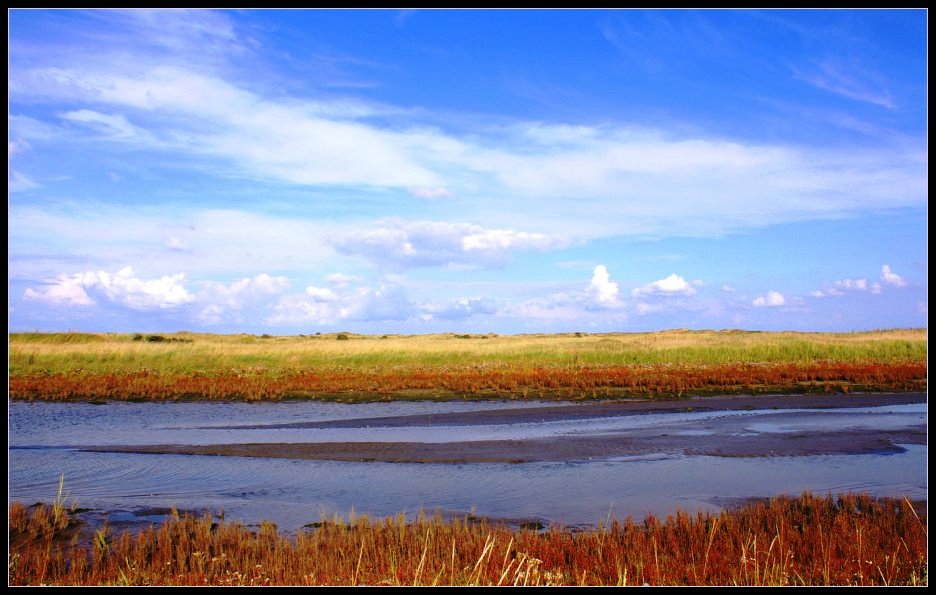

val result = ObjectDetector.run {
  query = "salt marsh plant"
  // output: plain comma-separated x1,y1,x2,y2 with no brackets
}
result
8,492,928,586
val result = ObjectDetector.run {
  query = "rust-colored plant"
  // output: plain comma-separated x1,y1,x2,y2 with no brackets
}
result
9,492,927,586
9,361,927,402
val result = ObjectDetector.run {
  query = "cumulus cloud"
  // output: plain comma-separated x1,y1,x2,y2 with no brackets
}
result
810,288,843,298
195,273,290,323
462,228,558,252
422,297,499,321
586,265,621,307
811,269,896,299
332,220,565,269
632,273,697,298
24,266,194,310
881,265,907,288
267,294,340,326
504,265,626,321
267,282,415,326
752,291,785,308
836,278,869,291
23,274,95,307
305,286,340,302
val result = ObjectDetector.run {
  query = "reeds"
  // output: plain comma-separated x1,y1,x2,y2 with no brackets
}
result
8,492,927,586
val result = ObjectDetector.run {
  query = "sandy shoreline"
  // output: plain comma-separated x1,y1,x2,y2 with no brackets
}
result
83,392,927,464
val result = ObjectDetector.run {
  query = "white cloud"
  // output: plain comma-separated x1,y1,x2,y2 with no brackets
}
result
809,289,839,298
10,206,336,281
503,265,626,320
422,297,498,321
8,169,38,192
634,302,666,316
305,286,339,302
8,138,37,192
12,64,444,189
835,278,869,291
267,294,340,326
462,229,559,252
721,284,736,292
23,275,94,307
195,273,290,324
881,265,907,288
752,291,785,308
586,265,621,307
24,266,194,310
9,51,925,242
267,282,415,326
632,273,697,298
61,109,151,140
332,219,565,269
793,60,897,110
811,268,901,300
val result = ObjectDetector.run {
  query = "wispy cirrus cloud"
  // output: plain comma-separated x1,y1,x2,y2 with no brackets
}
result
793,60,897,109
9,52,926,241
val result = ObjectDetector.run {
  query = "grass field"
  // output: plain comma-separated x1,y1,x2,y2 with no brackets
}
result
8,329,927,401
9,492,927,586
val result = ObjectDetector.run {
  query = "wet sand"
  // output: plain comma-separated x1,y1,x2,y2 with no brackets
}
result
84,392,926,464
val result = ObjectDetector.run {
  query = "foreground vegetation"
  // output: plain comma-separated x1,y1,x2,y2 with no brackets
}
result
9,329,927,401
9,492,927,586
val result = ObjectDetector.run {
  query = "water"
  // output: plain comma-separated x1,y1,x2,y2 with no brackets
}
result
8,399,927,531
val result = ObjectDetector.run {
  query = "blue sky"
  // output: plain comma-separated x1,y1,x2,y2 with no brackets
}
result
8,9,927,334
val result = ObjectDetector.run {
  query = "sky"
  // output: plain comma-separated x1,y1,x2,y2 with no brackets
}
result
8,9,928,335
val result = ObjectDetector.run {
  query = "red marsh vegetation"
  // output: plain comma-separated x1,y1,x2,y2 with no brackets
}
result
9,492,927,586
9,360,927,402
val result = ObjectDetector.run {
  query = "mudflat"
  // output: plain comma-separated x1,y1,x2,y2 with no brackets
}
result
85,392,926,464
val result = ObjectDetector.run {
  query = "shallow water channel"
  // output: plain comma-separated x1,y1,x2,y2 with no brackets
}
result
8,397,927,531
